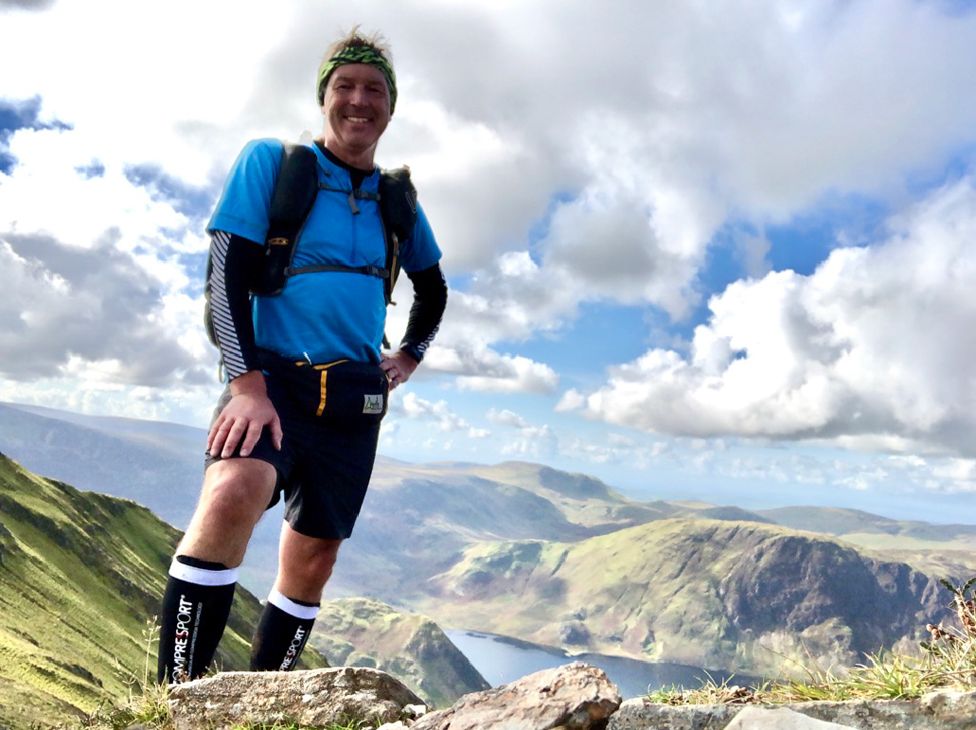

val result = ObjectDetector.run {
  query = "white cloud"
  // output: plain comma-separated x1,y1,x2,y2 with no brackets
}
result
394,391,472,433
4,0,976,481
555,389,585,413
501,423,558,459
486,408,529,429
483,406,560,459
579,178,976,456
377,0,976,399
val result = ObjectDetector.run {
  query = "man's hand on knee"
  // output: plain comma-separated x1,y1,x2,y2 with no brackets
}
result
208,371,283,457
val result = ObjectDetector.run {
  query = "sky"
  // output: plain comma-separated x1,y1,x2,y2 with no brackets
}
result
2,0,976,522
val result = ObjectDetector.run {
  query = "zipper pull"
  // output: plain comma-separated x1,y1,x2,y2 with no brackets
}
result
348,191,360,214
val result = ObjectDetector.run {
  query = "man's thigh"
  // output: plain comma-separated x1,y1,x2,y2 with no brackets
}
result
179,451,279,565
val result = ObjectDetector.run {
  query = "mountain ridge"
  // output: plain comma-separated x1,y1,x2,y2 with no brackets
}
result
2,402,972,684
0,452,327,728
417,516,952,676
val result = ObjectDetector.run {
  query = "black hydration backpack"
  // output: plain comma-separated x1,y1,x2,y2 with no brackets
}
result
204,142,418,351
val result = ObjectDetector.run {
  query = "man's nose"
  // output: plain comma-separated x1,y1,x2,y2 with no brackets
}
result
350,85,369,105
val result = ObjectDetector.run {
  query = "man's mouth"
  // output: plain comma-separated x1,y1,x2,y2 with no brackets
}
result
345,116,371,124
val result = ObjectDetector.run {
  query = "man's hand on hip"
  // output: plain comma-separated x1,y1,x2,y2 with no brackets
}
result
380,350,419,390
208,370,283,458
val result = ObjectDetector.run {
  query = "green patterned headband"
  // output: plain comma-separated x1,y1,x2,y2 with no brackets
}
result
316,44,398,114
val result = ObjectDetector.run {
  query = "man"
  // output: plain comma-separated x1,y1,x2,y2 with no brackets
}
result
157,29,447,682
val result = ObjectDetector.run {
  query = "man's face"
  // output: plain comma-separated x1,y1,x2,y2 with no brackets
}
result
322,63,391,162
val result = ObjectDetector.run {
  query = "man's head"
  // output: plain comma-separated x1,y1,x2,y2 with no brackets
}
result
317,29,396,167
316,29,397,114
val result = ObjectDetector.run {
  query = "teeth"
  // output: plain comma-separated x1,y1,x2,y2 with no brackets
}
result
347,116,370,123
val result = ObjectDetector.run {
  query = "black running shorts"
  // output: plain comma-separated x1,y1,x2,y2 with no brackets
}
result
203,375,380,540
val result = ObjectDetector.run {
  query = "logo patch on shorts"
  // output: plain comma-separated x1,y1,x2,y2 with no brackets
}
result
363,393,384,414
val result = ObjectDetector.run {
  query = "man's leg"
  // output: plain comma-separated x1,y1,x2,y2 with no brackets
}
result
249,522,341,670
157,458,276,682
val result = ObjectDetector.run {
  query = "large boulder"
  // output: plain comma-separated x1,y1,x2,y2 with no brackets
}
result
167,667,423,729
395,662,620,730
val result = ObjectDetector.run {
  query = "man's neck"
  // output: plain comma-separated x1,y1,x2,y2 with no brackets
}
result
315,141,375,190
320,137,376,172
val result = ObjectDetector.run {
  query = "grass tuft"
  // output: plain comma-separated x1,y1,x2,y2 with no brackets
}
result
69,620,365,730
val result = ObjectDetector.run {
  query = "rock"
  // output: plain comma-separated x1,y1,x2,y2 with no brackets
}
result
403,703,429,719
725,707,858,729
609,690,976,729
920,688,976,717
167,667,423,730
409,662,620,730
608,697,739,729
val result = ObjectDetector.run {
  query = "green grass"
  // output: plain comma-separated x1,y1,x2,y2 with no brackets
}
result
0,455,326,729
649,577,976,706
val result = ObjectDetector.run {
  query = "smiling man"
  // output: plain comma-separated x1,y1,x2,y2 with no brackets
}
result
156,29,447,682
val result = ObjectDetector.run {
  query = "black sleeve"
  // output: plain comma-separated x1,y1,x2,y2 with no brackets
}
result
207,230,265,379
399,263,448,364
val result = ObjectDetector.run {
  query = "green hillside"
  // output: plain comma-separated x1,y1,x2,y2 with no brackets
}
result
456,460,672,530
312,597,490,709
0,453,324,729
416,518,953,678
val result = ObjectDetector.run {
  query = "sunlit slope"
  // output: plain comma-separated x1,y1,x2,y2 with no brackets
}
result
449,461,673,529
418,518,951,677
312,597,490,709
0,453,324,729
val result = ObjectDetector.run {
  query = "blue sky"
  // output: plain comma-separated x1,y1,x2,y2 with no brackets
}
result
2,0,976,522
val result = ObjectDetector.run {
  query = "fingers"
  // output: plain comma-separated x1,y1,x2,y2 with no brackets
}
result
271,414,283,451
208,416,230,456
238,419,264,458
222,418,249,458
379,354,413,391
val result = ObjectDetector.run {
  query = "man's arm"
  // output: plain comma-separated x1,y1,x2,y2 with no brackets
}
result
380,263,448,388
206,231,282,456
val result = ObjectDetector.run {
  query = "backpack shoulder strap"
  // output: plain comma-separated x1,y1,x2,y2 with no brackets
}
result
253,141,319,295
377,165,418,306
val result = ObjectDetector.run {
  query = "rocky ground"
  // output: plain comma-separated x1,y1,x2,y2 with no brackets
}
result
167,663,976,730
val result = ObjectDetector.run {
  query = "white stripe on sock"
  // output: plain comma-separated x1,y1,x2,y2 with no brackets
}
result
268,589,320,620
169,559,239,586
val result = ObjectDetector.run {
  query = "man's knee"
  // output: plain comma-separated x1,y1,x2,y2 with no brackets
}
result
198,459,276,525
292,539,341,578
310,539,341,571
278,534,342,601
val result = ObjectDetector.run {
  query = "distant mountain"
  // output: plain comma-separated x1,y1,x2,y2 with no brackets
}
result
456,461,672,529
760,505,976,577
312,597,490,709
0,453,325,729
0,403,671,597
3,402,971,683
415,518,953,678
761,505,976,543
0,401,203,528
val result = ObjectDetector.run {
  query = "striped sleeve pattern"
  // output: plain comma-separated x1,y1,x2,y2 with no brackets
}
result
400,264,448,363
208,230,249,379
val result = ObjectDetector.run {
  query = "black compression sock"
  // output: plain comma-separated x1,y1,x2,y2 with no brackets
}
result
157,555,238,683
249,589,319,671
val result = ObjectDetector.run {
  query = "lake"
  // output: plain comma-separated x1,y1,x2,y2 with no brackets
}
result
446,629,756,699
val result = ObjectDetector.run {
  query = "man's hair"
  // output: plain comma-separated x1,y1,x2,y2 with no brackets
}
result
316,27,396,107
